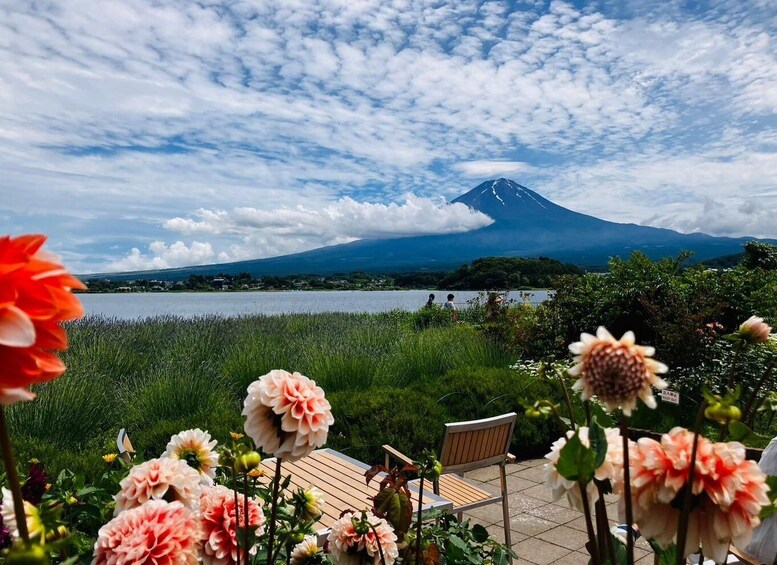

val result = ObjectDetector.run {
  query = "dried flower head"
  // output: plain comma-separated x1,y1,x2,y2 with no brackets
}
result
569,327,668,415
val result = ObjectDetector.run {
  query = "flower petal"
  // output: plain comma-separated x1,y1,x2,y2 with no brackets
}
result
0,306,36,347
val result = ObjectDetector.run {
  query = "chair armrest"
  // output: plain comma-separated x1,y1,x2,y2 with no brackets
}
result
382,444,413,467
506,453,517,463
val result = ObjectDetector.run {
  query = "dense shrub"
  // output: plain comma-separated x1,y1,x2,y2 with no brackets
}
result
416,367,566,458
326,388,449,465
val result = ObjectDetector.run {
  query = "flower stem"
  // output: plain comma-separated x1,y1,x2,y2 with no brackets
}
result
370,523,388,565
0,407,29,544
244,473,250,565
743,358,776,425
620,416,634,565
578,479,600,564
595,488,615,565
676,402,706,565
233,469,241,565
267,458,283,565
558,372,578,431
584,400,591,427
724,342,743,392
415,475,425,565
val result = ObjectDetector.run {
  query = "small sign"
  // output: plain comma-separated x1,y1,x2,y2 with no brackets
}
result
660,390,680,405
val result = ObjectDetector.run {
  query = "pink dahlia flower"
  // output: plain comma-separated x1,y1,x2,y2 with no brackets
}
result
569,327,668,415
199,484,265,565
93,500,201,565
327,512,398,565
114,457,202,515
544,426,624,511
739,316,772,344
625,428,770,562
243,370,334,461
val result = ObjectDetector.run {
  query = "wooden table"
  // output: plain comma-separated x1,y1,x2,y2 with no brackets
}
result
260,448,452,543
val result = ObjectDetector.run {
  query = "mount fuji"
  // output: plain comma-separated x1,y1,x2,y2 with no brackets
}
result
100,179,767,279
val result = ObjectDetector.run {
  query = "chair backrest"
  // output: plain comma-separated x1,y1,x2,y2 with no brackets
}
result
438,413,516,474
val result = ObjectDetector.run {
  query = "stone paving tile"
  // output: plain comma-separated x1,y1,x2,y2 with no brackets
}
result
484,523,528,546
505,474,537,494
512,465,547,483
553,551,592,565
520,483,556,503
536,525,590,551
529,503,582,525
466,466,501,483
513,537,573,565
507,492,547,515
508,512,558,537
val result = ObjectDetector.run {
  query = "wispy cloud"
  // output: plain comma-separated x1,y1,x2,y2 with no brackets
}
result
0,0,775,272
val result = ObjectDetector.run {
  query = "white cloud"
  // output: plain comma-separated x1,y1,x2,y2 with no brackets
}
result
453,160,533,177
108,241,216,272
104,195,493,272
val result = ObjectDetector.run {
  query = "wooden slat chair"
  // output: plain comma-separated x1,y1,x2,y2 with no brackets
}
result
383,413,517,560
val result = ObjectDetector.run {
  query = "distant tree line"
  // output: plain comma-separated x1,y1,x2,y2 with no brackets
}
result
82,256,583,292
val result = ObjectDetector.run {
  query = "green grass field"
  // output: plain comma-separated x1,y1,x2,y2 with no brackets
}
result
7,312,560,478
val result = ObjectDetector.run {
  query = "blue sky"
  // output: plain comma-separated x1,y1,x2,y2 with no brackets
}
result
1,0,776,273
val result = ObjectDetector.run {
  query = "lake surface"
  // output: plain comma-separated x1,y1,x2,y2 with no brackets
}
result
78,290,550,319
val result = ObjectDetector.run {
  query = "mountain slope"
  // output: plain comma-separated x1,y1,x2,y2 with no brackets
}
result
93,179,770,280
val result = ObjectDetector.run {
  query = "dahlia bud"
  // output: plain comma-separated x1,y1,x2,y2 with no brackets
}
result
738,316,772,344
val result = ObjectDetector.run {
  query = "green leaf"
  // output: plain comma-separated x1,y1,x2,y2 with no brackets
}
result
448,534,469,551
471,524,489,543
590,403,614,428
729,421,753,441
589,418,608,470
648,540,677,565
556,432,596,483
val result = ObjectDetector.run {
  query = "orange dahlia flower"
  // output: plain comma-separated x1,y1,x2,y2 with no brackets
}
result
0,234,85,403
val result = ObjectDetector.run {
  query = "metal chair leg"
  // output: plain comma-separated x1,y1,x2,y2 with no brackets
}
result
499,464,513,563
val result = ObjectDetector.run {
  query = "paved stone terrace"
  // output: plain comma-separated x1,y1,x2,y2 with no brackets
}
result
459,458,683,565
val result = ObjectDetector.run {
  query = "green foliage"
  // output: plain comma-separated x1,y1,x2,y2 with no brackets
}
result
743,241,777,270
412,305,455,330
420,513,517,565
326,388,449,465
438,256,582,290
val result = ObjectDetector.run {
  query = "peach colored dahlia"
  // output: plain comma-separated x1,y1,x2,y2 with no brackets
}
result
164,428,219,485
544,426,625,511
290,535,320,564
625,428,769,563
93,500,201,565
199,485,265,565
0,234,85,403
327,512,398,565
569,327,668,415
739,316,772,344
114,457,202,515
243,370,334,461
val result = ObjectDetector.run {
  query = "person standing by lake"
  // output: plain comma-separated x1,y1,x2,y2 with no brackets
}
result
443,293,458,321
425,293,436,308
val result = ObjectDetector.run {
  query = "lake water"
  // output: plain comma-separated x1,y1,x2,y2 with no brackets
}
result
78,290,550,319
